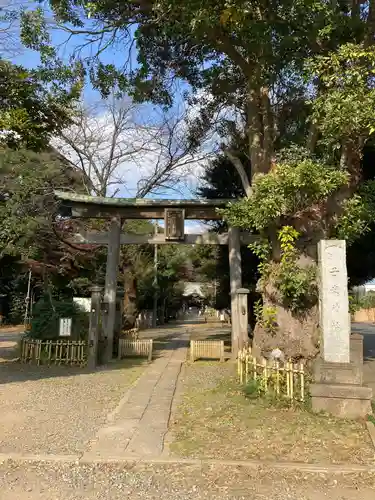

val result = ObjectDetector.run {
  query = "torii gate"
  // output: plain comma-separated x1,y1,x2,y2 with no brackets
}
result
55,191,256,361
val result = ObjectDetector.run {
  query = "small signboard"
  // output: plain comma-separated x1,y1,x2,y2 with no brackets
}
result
164,208,185,241
59,317,72,337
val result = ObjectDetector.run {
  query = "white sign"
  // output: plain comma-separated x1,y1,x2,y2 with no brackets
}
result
73,297,91,313
59,317,72,337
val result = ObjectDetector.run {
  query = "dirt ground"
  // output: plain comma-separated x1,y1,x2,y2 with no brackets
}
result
0,461,375,500
0,356,146,454
0,323,375,498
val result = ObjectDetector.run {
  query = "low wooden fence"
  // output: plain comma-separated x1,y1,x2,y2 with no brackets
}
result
237,347,306,402
190,340,225,362
21,338,87,366
118,339,153,362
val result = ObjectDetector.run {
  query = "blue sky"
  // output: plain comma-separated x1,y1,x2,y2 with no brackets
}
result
8,4,202,198
11,4,139,103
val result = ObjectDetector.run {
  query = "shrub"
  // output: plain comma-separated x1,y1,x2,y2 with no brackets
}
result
28,296,89,340
360,292,375,311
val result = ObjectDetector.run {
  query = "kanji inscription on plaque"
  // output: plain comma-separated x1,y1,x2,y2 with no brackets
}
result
318,240,350,363
164,208,185,241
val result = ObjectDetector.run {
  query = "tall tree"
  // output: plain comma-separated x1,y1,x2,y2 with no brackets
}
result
20,0,375,357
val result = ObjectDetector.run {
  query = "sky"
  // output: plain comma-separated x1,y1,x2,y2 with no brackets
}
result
3,1,209,232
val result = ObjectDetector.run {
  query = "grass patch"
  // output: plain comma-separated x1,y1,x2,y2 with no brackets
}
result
169,363,375,465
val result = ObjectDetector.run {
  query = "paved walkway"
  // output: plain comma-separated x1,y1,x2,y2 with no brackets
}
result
83,334,189,460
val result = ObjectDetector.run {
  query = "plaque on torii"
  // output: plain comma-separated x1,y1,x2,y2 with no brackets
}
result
164,208,185,241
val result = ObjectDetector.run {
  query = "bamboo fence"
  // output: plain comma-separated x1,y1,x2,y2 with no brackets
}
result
118,339,153,362
21,338,87,366
190,340,225,362
237,346,306,402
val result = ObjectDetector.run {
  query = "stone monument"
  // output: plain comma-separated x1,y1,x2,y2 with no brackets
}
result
310,240,372,418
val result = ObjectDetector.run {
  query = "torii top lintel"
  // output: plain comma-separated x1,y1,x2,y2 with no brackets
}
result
54,191,231,220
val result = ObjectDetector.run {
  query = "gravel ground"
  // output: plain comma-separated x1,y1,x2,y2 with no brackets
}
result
0,461,374,499
168,363,375,464
0,360,146,455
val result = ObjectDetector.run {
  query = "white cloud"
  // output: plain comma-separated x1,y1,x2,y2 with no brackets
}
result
184,221,206,234
54,97,215,199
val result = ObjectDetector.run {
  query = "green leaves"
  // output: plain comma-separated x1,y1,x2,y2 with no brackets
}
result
307,44,375,142
0,60,77,151
222,159,348,232
0,148,75,258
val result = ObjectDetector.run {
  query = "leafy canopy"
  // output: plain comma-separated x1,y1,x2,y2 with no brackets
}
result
0,60,80,150
20,1,354,104
307,44,375,144
0,148,80,258
222,159,349,232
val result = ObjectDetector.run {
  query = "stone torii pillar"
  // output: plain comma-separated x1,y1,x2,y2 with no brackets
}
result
103,216,122,363
88,285,102,369
228,226,242,357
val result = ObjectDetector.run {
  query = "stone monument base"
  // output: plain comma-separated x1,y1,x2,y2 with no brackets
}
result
310,383,372,419
313,359,362,385
311,335,372,419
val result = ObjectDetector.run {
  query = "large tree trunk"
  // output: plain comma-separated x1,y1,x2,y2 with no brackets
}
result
247,84,273,177
253,301,320,361
253,246,320,361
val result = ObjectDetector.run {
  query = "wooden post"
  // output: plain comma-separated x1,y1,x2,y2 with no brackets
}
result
103,217,122,363
88,285,102,369
228,226,242,358
148,340,153,363
236,288,250,351
220,341,225,362
190,340,195,362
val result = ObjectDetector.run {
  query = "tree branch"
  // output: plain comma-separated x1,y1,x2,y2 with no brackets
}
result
261,86,273,170
224,150,252,198
210,29,253,77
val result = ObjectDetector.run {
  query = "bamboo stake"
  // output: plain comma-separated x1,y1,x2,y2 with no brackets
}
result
300,362,305,402
71,341,74,364
276,360,280,396
289,360,294,400
28,341,32,364
286,361,290,398
37,340,41,365
262,358,267,393
253,356,257,380
46,340,51,365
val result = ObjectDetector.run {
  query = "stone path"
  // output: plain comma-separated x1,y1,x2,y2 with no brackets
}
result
83,334,189,460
